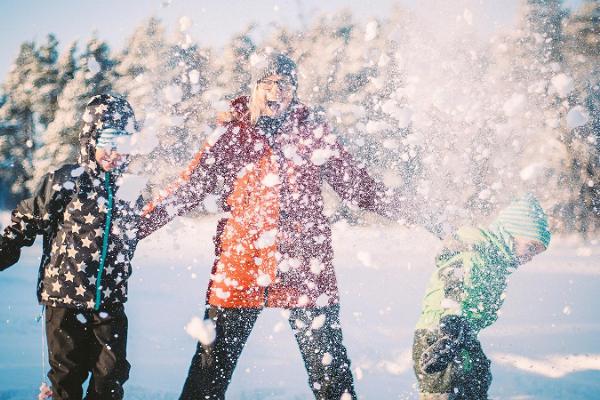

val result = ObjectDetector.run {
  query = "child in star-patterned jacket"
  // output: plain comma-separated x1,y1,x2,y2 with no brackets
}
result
0,94,147,400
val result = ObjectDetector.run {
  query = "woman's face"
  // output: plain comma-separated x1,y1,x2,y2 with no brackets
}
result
255,74,295,118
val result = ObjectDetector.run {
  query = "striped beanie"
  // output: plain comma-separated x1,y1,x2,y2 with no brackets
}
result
96,128,131,150
251,52,298,89
490,194,551,248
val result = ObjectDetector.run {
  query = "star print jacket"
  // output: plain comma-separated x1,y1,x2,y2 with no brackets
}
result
0,94,144,311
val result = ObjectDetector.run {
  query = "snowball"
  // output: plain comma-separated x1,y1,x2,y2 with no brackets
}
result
355,367,364,380
463,8,473,25
179,16,193,32
322,352,333,365
207,126,226,145
520,163,546,181
309,258,325,274
63,181,75,190
128,127,159,155
254,229,278,249
310,314,326,330
70,167,84,177
311,148,334,166
365,21,378,41
76,314,87,324
282,144,303,165
87,57,101,75
202,194,221,213
185,316,216,345
562,305,572,315
256,273,272,287
551,73,574,98
278,257,301,273
502,93,527,117
478,189,491,200
261,173,280,187
115,174,149,203
113,135,136,155
366,120,392,134
164,84,183,104
297,295,309,307
189,69,200,84
566,106,589,129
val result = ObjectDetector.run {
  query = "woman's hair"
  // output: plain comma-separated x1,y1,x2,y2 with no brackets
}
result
248,81,262,125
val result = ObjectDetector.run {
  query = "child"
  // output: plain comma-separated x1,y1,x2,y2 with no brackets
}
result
412,194,551,400
0,94,144,400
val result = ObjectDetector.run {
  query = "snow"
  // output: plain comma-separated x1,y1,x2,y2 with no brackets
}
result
184,316,216,345
364,21,378,42
503,93,527,117
520,162,546,181
163,84,183,105
115,174,149,203
550,74,574,98
86,57,101,75
1,215,599,399
310,148,335,166
566,106,590,129
261,172,280,187
492,353,600,379
178,16,192,32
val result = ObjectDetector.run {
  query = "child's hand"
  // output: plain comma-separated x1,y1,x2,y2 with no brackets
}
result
420,315,468,374
38,382,53,400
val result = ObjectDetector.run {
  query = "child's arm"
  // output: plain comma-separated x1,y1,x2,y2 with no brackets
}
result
0,172,59,270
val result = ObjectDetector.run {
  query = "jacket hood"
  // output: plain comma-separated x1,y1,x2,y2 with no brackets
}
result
79,93,137,176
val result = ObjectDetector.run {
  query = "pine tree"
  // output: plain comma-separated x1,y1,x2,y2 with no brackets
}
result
29,36,117,189
560,0,600,233
0,41,39,205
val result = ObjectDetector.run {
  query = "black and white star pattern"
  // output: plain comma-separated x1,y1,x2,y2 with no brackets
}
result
2,95,141,311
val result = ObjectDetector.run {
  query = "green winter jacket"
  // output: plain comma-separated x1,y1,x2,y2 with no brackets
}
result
415,226,519,333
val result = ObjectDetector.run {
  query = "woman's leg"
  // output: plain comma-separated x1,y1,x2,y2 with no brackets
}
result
179,306,261,400
289,304,357,400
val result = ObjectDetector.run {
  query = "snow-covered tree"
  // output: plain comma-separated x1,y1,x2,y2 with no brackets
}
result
559,0,600,232
0,41,39,204
29,36,117,190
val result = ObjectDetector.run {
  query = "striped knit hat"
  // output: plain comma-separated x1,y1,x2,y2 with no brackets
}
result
96,128,131,150
251,52,298,89
490,194,551,248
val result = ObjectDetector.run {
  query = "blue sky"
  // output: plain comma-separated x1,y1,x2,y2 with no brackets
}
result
0,0,584,80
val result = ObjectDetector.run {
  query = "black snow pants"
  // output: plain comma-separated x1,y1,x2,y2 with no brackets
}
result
45,304,130,400
179,304,357,400
412,329,492,400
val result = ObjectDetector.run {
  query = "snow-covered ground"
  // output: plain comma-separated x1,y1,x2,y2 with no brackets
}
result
1,214,599,399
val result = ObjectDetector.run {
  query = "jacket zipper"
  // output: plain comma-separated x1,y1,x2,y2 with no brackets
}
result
95,171,113,310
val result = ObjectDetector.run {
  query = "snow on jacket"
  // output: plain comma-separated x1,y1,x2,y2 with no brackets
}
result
0,94,142,311
140,96,399,309
415,226,519,333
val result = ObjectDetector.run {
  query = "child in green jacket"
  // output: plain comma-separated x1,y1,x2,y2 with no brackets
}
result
412,194,551,400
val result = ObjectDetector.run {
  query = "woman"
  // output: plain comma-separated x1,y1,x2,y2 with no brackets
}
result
140,53,404,399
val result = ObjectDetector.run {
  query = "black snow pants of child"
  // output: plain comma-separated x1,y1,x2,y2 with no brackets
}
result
179,304,357,400
45,304,130,400
412,329,492,400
